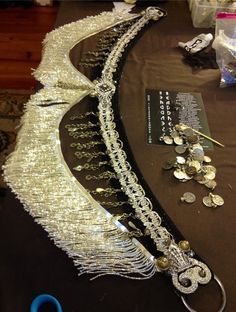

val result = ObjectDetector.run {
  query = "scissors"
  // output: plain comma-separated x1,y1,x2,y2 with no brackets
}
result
30,294,63,312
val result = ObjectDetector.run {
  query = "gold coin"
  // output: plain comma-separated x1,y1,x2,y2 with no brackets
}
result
163,135,173,145
211,194,224,206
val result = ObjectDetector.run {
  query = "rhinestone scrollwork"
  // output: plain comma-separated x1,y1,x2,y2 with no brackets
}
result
172,259,212,294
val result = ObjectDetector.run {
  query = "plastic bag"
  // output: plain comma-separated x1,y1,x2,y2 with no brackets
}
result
212,12,236,87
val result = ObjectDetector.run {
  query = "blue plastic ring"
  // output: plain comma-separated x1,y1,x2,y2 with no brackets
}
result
30,294,63,312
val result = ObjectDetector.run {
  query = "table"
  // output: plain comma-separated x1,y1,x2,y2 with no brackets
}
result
0,1,235,311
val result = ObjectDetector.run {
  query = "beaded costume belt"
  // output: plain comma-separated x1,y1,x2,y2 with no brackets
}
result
3,6,226,311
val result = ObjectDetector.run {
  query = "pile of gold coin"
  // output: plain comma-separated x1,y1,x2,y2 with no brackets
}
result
161,124,224,208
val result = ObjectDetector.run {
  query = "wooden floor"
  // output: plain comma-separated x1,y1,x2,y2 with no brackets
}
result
0,4,58,89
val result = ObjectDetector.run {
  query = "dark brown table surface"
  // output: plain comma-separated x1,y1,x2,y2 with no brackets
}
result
1,1,236,311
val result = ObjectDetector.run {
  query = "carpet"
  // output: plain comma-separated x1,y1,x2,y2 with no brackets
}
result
0,89,33,191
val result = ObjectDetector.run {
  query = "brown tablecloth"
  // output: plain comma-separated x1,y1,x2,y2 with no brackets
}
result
0,1,236,312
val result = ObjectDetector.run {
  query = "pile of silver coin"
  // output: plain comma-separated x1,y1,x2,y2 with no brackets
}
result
161,124,224,207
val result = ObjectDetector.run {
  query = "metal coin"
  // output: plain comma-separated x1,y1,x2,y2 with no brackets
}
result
182,192,196,203
176,156,186,165
185,166,197,176
204,180,217,190
203,156,212,163
186,134,199,144
203,165,216,174
181,172,192,180
192,143,202,149
162,159,176,170
197,178,208,184
202,196,214,207
163,135,173,145
175,145,187,154
194,173,205,182
174,136,183,145
175,124,186,131
188,160,201,172
192,148,204,161
204,171,216,180
174,170,186,180
183,128,194,137
170,130,179,138
211,194,224,206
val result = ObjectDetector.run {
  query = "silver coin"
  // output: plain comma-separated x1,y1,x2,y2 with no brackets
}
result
175,145,187,154
187,134,199,144
185,166,197,176
188,160,201,172
182,172,192,180
202,196,214,207
182,192,196,203
170,130,179,138
198,178,208,184
162,159,176,170
174,136,183,145
194,173,205,182
211,194,224,206
204,171,216,180
204,180,217,190
183,128,194,137
174,170,186,180
192,143,202,149
163,135,173,145
203,165,217,174
203,155,212,163
176,156,186,164
192,148,204,161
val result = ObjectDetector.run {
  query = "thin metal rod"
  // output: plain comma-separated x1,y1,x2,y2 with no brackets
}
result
180,123,225,148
